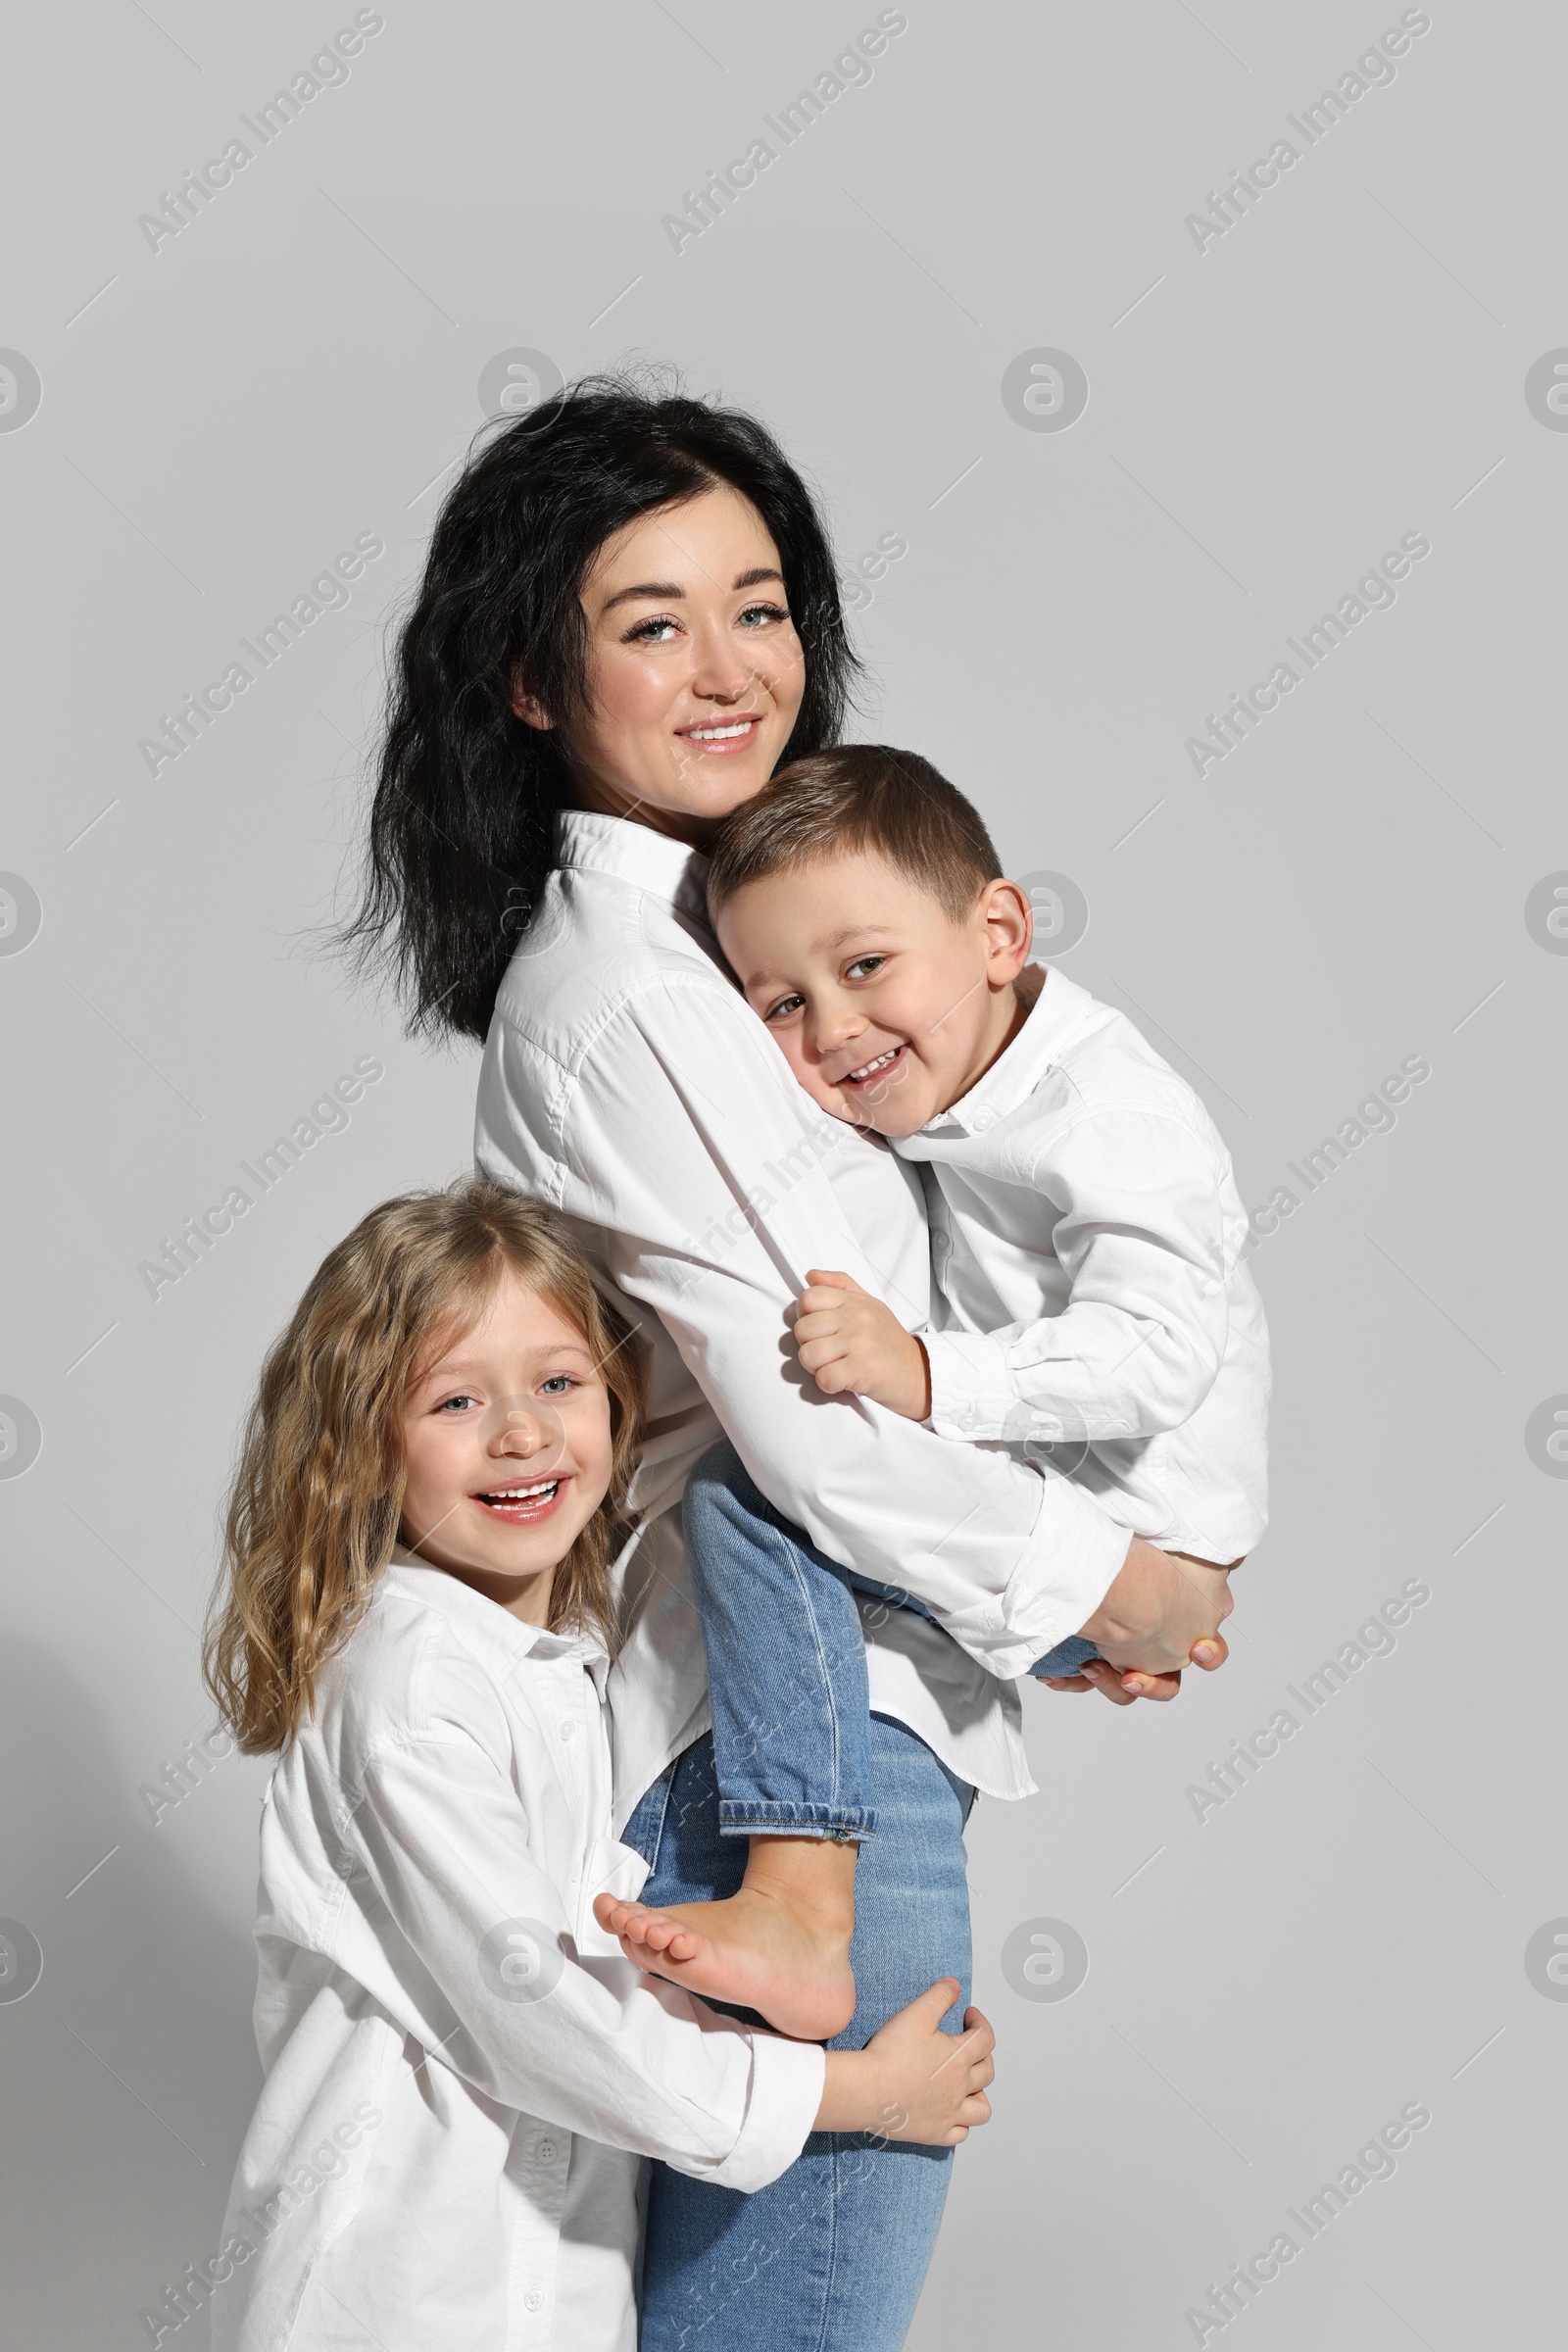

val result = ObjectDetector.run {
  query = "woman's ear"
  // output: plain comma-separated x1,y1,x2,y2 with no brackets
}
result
509,662,553,730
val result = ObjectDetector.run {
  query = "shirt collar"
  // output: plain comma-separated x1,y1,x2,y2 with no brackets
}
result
899,964,1094,1148
382,1547,612,1694
555,807,710,931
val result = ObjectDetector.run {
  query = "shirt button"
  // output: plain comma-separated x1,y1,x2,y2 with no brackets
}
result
537,2137,556,2162
558,1720,575,1740
523,2288,545,2312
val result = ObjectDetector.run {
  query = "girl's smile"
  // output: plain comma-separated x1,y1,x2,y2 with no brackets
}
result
400,1266,614,1620
470,1471,569,1525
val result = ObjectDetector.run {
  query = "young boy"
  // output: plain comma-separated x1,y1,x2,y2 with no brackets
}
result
597,745,1268,2029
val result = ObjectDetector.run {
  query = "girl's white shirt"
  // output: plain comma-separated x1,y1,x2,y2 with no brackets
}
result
211,1552,823,2352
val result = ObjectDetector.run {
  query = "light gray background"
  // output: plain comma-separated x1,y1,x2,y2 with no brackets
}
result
2,2,1561,2343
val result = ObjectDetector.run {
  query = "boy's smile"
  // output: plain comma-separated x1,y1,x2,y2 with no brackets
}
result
714,848,1035,1138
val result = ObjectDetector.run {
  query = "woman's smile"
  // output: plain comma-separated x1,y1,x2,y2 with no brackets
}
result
677,713,764,755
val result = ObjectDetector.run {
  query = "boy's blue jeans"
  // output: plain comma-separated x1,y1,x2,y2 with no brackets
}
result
681,1438,1098,1842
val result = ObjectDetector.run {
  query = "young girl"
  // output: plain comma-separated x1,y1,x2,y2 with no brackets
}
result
203,1175,993,2352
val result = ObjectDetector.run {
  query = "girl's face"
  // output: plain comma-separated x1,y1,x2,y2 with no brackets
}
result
514,482,807,850
399,1265,614,1624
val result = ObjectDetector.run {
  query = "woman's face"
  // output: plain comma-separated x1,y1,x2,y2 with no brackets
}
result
514,482,807,849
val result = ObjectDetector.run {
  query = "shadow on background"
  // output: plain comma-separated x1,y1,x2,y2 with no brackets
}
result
0,1638,262,2350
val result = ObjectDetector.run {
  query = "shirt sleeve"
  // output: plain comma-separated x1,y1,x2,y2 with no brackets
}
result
922,1107,1235,1448
342,1696,823,2194
479,971,1131,1674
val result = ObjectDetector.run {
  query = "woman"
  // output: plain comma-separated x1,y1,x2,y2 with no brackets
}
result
350,374,1195,2348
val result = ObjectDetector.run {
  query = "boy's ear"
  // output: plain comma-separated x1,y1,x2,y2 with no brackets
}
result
980,877,1033,980
509,662,553,730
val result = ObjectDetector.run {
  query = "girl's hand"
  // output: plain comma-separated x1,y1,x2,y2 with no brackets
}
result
794,1270,931,1420
814,1981,995,2146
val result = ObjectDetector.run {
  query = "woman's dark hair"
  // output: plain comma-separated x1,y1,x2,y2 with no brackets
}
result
345,370,861,1043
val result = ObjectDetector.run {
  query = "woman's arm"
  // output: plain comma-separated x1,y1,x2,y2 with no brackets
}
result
478,972,1132,1682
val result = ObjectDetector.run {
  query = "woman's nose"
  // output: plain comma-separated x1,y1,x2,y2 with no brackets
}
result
687,620,757,701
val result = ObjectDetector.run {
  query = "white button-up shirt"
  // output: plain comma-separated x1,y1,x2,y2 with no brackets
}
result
212,1557,824,2352
474,812,1134,1807
896,967,1269,1564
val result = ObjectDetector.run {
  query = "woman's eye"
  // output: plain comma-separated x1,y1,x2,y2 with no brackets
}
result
624,614,681,645
846,956,887,981
738,602,789,630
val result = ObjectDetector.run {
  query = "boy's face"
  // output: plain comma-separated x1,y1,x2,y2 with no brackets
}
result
714,848,1033,1138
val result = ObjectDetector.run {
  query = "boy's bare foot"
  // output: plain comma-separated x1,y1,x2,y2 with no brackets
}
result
593,1836,858,2040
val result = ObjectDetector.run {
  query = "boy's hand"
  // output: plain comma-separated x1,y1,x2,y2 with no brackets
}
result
794,1270,932,1419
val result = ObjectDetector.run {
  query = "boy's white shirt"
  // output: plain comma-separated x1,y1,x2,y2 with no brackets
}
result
211,1555,823,2352
475,809,1140,1819
895,963,1270,1565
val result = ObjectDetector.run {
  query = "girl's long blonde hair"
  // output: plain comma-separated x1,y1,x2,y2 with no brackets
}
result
204,1175,644,1754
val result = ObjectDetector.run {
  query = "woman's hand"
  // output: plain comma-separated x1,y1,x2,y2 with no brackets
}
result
1044,1542,1236,1703
814,1981,995,2146
1038,1646,1228,1705
793,1269,931,1419
1076,1538,1233,1673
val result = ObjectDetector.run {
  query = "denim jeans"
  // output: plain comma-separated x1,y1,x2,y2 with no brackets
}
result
624,1716,974,2351
682,1439,1097,1846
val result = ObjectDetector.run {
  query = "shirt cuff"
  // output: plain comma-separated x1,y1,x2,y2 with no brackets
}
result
937,1483,1133,1681
923,1331,1034,1444
706,2033,826,2194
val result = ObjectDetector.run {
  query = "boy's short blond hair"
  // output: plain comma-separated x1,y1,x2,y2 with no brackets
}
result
706,744,1004,923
